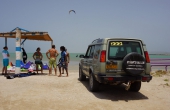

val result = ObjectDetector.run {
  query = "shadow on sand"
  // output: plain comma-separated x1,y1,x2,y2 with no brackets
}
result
0,72,48,78
78,78,148,102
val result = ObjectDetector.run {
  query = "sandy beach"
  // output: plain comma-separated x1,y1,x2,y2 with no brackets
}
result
0,67,170,110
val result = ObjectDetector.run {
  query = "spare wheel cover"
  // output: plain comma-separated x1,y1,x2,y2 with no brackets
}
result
122,52,146,76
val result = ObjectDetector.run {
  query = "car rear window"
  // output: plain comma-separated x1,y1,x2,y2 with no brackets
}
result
108,41,142,60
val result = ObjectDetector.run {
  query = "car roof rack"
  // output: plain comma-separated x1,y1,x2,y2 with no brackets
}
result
92,38,100,43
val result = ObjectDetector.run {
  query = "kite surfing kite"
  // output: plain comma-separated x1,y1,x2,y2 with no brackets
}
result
69,10,76,14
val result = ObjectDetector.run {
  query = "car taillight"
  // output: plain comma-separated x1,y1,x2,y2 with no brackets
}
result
108,77,114,81
144,51,150,63
142,77,150,81
100,50,106,62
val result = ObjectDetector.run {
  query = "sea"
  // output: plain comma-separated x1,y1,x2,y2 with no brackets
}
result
0,53,170,71
0,53,84,71
1,53,170,64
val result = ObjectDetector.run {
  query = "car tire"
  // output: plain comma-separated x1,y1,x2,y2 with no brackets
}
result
122,52,146,76
89,73,99,92
129,81,141,92
79,66,86,81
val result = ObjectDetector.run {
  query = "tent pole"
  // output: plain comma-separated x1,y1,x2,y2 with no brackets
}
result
15,28,21,74
5,37,7,46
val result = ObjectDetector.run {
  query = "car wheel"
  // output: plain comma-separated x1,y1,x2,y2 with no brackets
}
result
79,66,86,81
129,81,141,92
89,73,99,92
122,52,146,76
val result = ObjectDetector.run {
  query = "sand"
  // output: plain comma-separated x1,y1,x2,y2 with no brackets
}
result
0,69,170,110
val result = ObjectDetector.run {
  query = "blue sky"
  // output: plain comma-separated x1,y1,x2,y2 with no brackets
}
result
0,0,170,53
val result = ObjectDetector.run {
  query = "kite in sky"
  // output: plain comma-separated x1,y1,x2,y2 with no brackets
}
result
69,10,76,14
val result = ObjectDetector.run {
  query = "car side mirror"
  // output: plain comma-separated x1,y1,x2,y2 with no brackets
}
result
79,54,84,58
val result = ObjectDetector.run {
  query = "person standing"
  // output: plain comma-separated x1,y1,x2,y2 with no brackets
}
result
65,48,70,64
62,48,70,75
33,47,43,74
46,45,59,76
22,48,27,64
2,46,10,75
58,46,68,77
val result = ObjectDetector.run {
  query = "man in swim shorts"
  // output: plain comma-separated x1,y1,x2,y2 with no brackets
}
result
46,45,59,76
2,46,10,75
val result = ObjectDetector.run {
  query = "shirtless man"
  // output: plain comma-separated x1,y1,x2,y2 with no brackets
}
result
46,45,59,76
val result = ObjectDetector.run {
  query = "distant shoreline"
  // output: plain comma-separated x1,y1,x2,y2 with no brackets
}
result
149,54,170,55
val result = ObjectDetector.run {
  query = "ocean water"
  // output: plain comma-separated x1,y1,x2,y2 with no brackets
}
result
0,53,84,65
1,53,170,63
149,55,170,59
1,53,170,71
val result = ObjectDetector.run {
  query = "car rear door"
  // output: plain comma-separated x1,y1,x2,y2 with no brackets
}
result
106,40,144,74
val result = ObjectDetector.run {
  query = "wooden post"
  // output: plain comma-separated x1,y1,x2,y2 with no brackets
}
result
5,37,7,46
15,28,21,74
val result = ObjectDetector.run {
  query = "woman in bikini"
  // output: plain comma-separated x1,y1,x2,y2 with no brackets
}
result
33,47,43,74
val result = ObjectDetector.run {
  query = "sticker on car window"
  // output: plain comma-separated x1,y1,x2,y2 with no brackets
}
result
110,42,123,46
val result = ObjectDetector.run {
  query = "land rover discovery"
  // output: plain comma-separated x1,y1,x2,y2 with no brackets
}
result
79,38,152,92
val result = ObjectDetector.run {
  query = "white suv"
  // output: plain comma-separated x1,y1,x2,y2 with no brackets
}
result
79,38,152,92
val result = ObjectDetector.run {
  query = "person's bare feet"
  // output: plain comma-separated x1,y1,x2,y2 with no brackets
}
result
58,74,61,77
66,74,68,77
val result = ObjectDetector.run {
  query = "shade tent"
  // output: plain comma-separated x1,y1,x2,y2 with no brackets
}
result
0,32,53,44
0,28,53,74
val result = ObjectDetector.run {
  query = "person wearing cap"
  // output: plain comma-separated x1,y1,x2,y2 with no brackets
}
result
2,46,10,75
